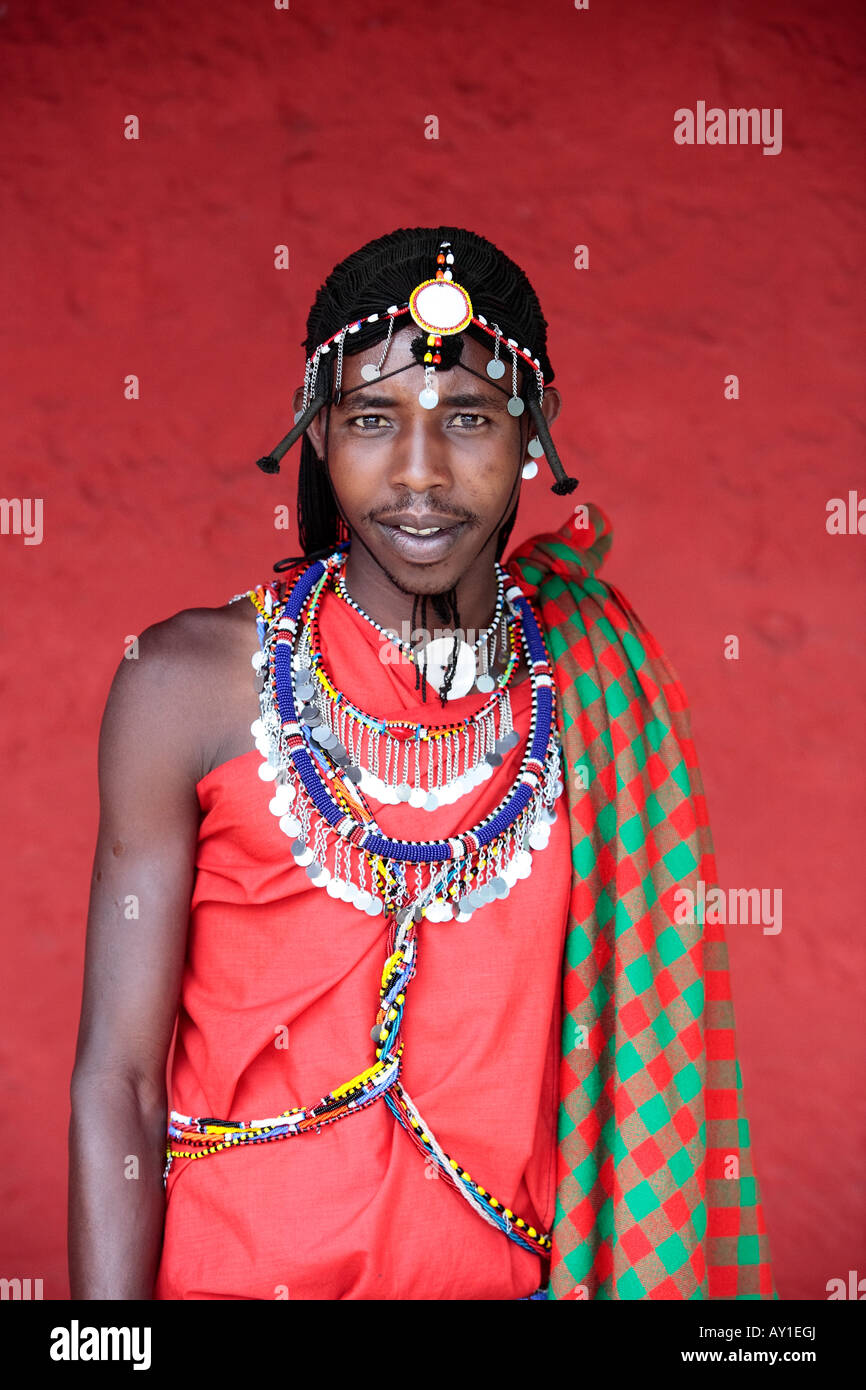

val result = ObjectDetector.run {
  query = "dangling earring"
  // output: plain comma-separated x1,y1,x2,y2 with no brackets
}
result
522,435,544,478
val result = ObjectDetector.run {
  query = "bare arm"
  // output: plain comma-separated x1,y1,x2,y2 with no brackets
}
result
68,613,206,1300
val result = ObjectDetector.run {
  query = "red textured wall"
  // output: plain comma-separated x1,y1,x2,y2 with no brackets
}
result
1,0,863,1301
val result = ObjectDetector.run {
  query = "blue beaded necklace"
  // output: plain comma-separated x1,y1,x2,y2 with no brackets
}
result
255,546,563,925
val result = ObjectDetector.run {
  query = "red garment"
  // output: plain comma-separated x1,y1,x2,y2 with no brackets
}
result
154,583,571,1300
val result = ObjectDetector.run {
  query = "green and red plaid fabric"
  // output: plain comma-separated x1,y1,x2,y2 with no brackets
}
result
505,501,777,1301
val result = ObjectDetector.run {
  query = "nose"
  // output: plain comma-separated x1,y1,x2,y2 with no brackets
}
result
386,412,454,494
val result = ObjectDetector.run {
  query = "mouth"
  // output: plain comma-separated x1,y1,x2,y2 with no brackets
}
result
375,520,466,561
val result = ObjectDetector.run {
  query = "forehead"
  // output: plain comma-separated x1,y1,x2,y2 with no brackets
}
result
335,323,498,402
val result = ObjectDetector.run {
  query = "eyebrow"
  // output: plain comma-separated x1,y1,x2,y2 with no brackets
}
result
336,389,506,411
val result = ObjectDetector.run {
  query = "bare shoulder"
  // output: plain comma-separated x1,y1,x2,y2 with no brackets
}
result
115,596,258,691
101,593,265,785
156,594,260,661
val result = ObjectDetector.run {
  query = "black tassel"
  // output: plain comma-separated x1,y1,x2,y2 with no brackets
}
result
255,393,329,474
527,395,579,495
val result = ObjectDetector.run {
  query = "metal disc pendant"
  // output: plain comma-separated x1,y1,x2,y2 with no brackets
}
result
361,363,381,381
420,637,477,699
507,397,525,416
475,673,495,693
528,437,545,457
418,387,438,409
487,359,505,379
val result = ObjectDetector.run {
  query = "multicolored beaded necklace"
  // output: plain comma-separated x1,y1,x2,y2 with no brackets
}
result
308,558,524,812
165,546,563,1259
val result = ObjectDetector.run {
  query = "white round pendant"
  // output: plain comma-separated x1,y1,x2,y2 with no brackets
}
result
409,279,473,334
420,637,477,699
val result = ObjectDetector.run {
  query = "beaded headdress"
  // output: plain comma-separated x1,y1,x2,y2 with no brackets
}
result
254,239,579,495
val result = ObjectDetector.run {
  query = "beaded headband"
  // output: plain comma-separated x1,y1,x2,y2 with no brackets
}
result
255,239,579,495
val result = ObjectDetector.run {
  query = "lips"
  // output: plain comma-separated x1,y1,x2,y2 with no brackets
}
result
376,519,465,561
377,513,463,531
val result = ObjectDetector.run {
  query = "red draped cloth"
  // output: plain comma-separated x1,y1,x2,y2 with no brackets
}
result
155,581,572,1300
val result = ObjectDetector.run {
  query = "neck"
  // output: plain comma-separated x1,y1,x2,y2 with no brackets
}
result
340,537,501,641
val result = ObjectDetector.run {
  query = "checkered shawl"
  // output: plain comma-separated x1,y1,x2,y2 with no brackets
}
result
504,502,777,1301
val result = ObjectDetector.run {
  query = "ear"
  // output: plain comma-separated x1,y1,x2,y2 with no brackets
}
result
522,385,561,452
540,386,561,432
292,383,326,459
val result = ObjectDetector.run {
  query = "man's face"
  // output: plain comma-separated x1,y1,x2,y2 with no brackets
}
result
297,325,561,594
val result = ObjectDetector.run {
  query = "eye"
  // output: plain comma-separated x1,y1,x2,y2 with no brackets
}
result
349,414,390,430
450,413,488,428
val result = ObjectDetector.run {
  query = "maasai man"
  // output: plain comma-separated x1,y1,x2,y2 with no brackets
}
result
69,226,776,1300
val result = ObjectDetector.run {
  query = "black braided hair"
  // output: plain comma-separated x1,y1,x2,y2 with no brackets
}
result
275,225,556,703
